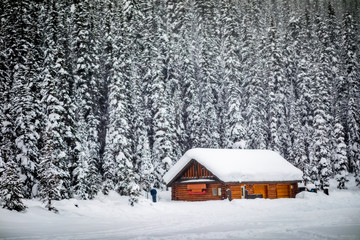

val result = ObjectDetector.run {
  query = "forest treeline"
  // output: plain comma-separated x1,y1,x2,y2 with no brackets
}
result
0,0,359,211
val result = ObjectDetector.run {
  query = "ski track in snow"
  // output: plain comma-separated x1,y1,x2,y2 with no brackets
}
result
1,182,360,240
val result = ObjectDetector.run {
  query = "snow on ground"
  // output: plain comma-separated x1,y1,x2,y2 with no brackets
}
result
1,178,360,240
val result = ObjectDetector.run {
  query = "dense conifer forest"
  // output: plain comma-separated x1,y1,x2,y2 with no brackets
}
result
0,0,359,210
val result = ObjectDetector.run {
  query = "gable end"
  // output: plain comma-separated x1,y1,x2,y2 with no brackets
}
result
166,159,220,187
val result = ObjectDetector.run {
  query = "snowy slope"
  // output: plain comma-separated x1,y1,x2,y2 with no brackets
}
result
163,148,303,184
0,178,359,240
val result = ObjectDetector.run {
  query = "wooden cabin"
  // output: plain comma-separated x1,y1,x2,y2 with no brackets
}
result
163,148,303,201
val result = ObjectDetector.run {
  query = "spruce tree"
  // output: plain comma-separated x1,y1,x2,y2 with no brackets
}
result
332,110,349,189
6,0,44,198
37,131,61,213
341,13,360,186
71,0,102,199
310,70,332,191
222,2,246,149
0,161,27,212
241,1,268,150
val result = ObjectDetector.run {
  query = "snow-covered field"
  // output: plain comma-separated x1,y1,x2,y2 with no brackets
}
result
1,179,360,240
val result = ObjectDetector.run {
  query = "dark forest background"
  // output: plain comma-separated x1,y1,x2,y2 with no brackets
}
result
0,0,359,210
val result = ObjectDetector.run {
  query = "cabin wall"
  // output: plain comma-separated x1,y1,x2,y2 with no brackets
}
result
244,183,298,199
171,182,299,201
172,182,225,201
228,184,243,199
224,182,298,200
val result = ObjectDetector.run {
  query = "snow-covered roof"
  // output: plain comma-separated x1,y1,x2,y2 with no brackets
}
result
163,148,303,185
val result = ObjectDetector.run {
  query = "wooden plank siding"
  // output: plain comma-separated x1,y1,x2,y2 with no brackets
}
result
277,184,291,198
180,161,214,180
253,184,268,198
172,183,225,201
171,182,299,201
228,184,243,199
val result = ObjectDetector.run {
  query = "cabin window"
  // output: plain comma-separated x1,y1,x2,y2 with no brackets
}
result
212,188,217,196
217,188,222,196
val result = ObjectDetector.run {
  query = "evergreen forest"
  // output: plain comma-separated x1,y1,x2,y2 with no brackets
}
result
0,0,360,210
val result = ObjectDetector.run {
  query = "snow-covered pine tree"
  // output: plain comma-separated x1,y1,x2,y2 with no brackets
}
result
161,1,183,156
152,105,176,189
198,80,221,148
71,0,102,199
137,129,154,192
177,0,203,150
241,1,268,150
135,0,155,150
325,1,342,120
39,0,74,199
310,69,332,191
340,13,360,186
53,1,79,199
107,0,141,204
149,0,178,189
72,113,101,200
0,160,27,212
292,10,316,184
95,0,117,173
0,46,19,205
8,0,44,198
288,97,308,170
37,131,62,213
98,0,120,196
198,0,222,149
332,107,349,189
221,2,246,149
0,1,12,109
127,46,154,194
284,14,309,169
263,16,291,158
309,165,319,188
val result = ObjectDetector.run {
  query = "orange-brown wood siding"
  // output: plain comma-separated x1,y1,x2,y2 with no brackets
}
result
180,161,214,180
268,184,277,199
229,184,244,199
277,184,291,198
171,182,299,201
253,184,268,198
275,183,298,198
172,183,224,201
246,184,254,195
244,183,297,199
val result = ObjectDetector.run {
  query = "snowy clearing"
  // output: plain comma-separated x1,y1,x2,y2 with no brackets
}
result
1,179,360,240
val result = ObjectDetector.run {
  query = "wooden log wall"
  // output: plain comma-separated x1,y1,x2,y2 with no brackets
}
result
228,184,243,199
171,182,299,201
268,184,277,199
172,183,224,201
232,183,298,199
